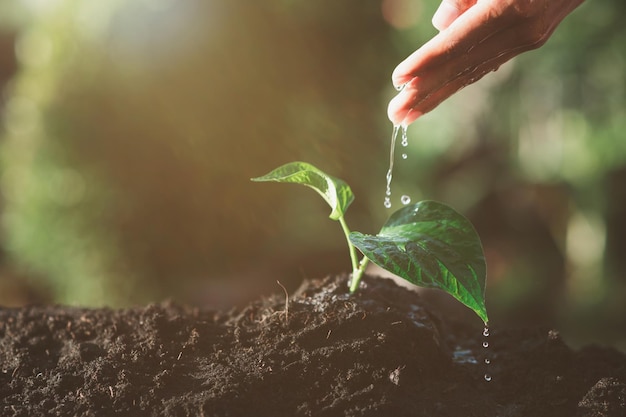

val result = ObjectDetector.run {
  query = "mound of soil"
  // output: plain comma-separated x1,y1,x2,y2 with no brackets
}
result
1,274,625,416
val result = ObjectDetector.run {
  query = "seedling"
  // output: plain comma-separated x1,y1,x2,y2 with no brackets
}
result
252,161,488,323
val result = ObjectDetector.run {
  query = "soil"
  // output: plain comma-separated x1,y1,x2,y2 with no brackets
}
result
1,274,625,417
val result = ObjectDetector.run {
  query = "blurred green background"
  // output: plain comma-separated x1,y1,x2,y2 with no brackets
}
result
0,0,624,349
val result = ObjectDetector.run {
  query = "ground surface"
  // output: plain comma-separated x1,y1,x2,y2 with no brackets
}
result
1,274,625,417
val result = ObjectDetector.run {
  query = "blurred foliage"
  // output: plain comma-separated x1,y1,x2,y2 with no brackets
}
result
0,0,624,348
0,0,396,306
388,0,626,348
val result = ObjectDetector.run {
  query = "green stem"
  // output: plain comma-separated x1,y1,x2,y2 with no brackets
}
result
338,216,359,273
338,216,369,293
349,256,369,293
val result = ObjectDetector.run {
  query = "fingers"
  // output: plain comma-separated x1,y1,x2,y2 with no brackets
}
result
387,78,422,126
388,45,520,126
432,0,478,31
391,6,490,89
388,1,527,125
388,0,587,126
388,18,532,126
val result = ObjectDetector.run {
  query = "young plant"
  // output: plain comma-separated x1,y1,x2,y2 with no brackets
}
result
252,161,488,323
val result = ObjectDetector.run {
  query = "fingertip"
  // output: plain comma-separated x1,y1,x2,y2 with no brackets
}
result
432,1,460,31
401,109,422,127
387,93,408,125
391,67,411,90
387,93,422,127
387,97,402,125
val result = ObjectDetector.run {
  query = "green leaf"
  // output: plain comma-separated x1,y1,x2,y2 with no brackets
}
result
251,161,354,220
349,200,488,323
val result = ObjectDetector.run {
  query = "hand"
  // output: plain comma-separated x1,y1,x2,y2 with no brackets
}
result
387,0,585,126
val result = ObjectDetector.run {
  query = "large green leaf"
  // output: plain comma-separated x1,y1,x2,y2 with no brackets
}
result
251,161,354,220
349,200,488,323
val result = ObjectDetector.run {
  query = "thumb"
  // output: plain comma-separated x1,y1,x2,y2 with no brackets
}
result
432,0,478,31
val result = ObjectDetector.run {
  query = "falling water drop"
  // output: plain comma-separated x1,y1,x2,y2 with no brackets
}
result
482,322,492,382
401,153,408,160
401,195,411,205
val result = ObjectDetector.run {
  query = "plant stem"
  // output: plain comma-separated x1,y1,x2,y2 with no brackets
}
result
338,216,359,273
338,216,369,293
349,257,369,293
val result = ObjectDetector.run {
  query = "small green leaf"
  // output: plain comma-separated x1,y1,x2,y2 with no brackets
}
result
252,162,354,220
349,200,488,323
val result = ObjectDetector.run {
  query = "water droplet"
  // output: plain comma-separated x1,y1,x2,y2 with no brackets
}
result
384,198,392,209
482,323,492,382
401,125,409,147
395,83,407,91
401,153,408,159
401,195,411,205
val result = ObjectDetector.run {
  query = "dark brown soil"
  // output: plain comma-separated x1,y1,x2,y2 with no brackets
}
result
1,274,625,417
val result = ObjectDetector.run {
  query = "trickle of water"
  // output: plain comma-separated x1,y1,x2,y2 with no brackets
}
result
384,124,413,209
384,125,400,208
